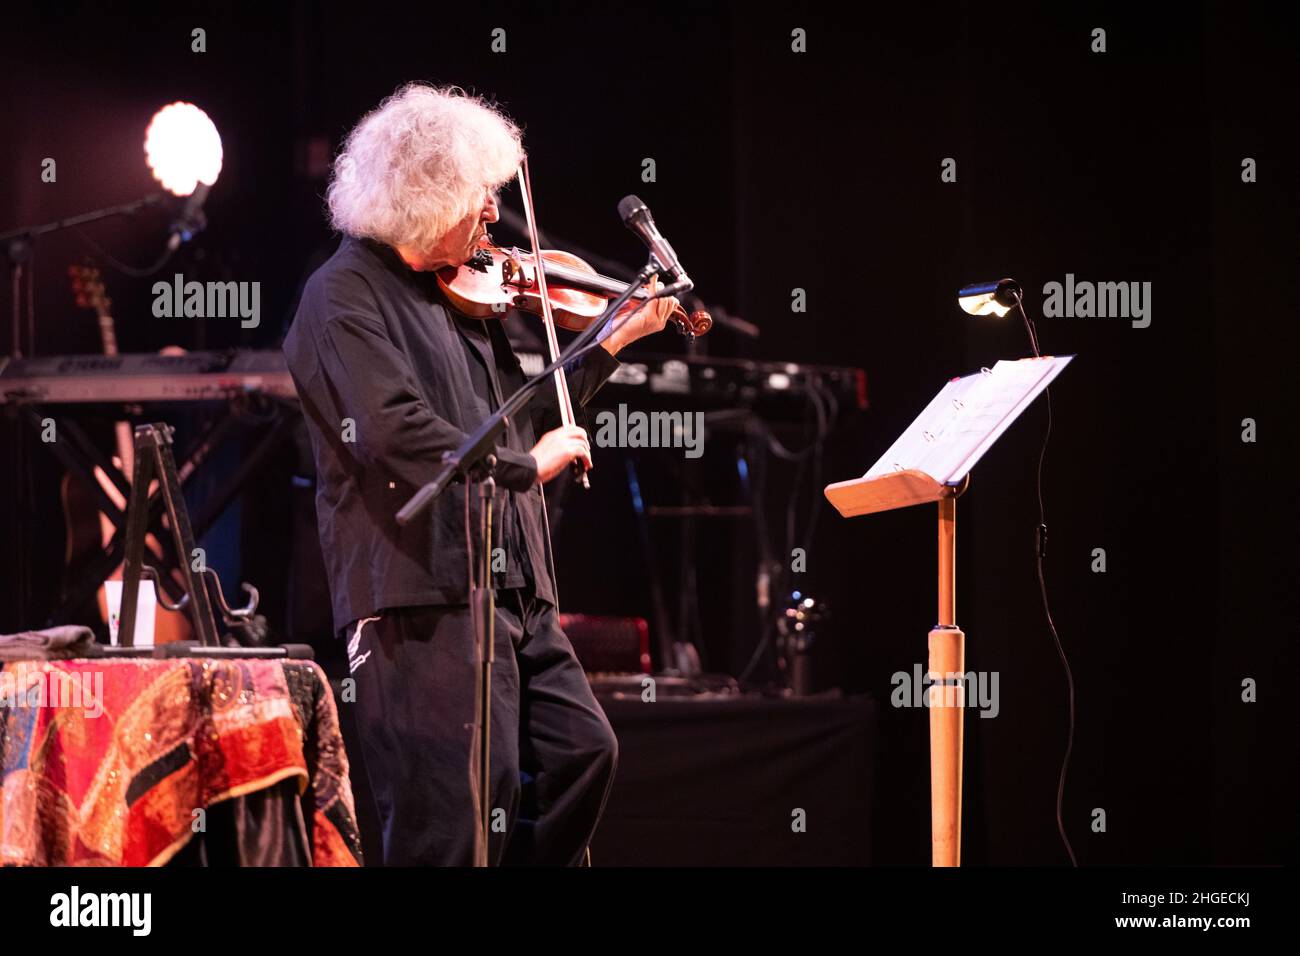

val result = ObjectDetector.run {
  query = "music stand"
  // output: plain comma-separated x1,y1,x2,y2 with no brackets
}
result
824,355,1071,865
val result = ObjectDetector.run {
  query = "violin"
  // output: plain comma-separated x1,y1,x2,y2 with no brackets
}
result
450,159,709,490
436,238,712,337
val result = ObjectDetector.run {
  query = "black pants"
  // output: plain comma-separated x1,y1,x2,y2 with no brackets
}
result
346,590,618,865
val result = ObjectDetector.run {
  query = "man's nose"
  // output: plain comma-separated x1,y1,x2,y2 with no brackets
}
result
483,195,500,223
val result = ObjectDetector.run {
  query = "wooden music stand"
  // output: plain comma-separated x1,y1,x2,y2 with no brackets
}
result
824,355,1072,866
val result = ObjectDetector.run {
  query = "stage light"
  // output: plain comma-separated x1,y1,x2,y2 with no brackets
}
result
957,278,1022,318
144,102,223,197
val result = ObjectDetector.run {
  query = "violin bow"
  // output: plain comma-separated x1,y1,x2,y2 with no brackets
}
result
515,157,593,489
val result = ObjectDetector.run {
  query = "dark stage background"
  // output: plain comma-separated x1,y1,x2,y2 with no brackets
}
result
1,2,1295,865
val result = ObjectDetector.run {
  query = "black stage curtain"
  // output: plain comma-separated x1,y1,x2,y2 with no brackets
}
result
591,693,876,866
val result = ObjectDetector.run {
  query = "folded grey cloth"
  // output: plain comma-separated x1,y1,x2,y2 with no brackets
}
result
0,625,97,662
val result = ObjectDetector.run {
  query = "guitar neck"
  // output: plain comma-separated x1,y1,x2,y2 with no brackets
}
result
96,309,134,471
98,312,120,357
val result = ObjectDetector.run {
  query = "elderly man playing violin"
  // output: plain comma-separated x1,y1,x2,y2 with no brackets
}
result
283,83,680,866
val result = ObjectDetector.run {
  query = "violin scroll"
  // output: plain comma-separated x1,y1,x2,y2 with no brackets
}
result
671,306,712,338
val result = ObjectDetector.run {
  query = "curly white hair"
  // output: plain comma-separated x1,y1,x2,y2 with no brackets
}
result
326,83,523,254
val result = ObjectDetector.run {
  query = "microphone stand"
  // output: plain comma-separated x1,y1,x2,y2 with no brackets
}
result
396,255,679,865
0,193,172,358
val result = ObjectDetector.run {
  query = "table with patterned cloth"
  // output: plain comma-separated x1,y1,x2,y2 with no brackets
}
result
0,657,362,866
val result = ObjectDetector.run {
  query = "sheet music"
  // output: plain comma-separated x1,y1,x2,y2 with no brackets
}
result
864,356,1073,485
864,374,986,480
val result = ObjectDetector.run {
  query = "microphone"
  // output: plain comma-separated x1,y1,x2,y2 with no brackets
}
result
957,278,1022,317
618,195,690,286
167,183,211,252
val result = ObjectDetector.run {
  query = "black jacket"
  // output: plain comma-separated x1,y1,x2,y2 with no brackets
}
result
283,236,620,632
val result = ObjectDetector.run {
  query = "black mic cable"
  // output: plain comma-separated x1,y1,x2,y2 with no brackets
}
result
1010,288,1078,867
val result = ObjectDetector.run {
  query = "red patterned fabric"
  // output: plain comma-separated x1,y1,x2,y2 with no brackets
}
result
0,657,362,866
